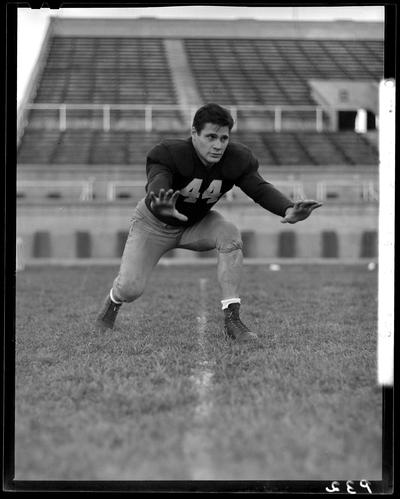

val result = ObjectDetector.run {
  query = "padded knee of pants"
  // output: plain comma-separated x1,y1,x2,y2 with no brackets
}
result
114,279,145,303
216,223,243,254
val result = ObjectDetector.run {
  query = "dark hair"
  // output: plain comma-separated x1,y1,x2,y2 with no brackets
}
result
192,103,234,133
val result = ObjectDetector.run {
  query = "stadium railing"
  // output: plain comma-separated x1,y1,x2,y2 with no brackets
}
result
21,103,325,132
315,179,378,202
17,180,95,201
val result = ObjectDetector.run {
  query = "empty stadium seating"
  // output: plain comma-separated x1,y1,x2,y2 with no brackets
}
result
17,27,382,174
30,36,182,127
19,34,383,169
35,37,178,104
184,38,383,105
17,129,378,167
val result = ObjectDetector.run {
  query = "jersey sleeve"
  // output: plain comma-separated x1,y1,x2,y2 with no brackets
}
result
145,143,175,195
235,156,294,217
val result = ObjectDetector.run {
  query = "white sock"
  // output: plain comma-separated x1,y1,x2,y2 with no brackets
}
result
109,288,123,304
221,297,241,310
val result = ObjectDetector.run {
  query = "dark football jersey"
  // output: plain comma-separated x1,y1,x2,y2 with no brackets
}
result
145,137,293,226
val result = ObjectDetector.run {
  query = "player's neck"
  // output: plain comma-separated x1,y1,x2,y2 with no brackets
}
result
194,150,214,168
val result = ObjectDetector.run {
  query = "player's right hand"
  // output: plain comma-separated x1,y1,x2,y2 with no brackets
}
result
149,189,188,222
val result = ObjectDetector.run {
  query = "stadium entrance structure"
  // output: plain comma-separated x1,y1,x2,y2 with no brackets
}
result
16,17,382,264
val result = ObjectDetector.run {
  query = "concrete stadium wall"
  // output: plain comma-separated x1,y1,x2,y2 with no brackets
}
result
16,164,379,206
50,17,384,40
16,202,378,262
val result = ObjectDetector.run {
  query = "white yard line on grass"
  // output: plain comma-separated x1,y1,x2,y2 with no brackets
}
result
182,277,217,480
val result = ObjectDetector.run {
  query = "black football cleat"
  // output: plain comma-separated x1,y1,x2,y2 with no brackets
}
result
223,303,258,343
95,294,121,332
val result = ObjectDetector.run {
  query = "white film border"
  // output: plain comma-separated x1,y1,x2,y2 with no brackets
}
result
377,79,395,386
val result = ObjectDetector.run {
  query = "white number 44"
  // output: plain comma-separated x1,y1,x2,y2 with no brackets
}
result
180,179,222,204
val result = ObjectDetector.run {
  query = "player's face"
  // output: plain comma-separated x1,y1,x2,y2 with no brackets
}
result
191,123,230,165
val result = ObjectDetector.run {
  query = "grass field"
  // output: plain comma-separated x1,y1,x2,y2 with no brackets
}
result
14,263,382,483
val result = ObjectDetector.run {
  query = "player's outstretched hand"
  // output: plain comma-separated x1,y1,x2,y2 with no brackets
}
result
149,189,188,222
281,200,322,224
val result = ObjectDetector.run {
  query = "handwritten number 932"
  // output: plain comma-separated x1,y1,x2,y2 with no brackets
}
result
326,480,372,494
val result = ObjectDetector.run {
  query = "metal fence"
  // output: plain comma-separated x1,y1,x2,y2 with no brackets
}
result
22,103,326,132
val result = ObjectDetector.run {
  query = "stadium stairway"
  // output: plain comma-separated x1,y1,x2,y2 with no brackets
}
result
163,39,202,119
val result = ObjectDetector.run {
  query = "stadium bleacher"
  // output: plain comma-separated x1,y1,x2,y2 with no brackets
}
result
19,32,382,168
18,129,378,167
184,38,383,105
29,36,181,127
35,37,178,104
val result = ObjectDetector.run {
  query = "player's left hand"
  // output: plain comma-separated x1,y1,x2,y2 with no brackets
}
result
281,200,322,224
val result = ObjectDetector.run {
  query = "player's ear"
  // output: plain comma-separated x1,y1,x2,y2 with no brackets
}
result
191,126,198,138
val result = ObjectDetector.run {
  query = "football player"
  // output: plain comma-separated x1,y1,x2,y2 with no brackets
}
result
95,103,322,343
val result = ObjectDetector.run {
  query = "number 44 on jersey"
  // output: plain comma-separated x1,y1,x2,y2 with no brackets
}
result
180,179,223,204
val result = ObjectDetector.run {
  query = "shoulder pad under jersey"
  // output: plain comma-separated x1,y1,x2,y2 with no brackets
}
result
221,141,256,180
160,139,195,177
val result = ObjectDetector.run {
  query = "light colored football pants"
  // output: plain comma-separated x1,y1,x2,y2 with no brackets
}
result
112,198,243,303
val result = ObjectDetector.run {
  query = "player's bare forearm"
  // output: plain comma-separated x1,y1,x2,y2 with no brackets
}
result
149,189,188,222
281,200,323,224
